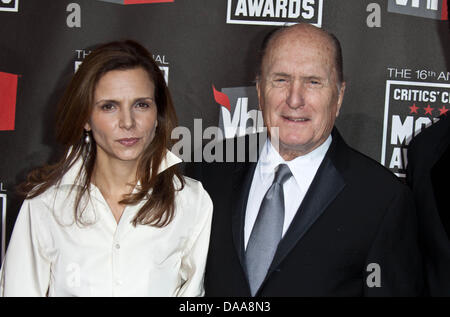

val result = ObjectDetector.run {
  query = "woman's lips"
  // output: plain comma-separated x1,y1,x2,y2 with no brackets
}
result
117,138,140,146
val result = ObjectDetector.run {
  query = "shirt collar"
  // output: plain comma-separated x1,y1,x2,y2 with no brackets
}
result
59,149,182,187
258,135,332,185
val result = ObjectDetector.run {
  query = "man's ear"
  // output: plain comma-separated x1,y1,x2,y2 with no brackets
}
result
335,81,346,117
256,78,263,111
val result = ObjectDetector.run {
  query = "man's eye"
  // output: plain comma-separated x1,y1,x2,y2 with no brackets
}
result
308,80,322,87
272,78,289,87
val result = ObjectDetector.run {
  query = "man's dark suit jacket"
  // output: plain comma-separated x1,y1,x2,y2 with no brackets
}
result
407,115,450,296
189,128,422,296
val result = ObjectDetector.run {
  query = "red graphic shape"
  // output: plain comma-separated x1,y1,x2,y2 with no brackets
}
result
438,106,449,116
212,85,231,111
124,0,174,4
409,104,419,114
0,72,18,131
424,105,434,115
442,0,448,20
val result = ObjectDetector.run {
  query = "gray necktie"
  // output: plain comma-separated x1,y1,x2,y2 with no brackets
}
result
246,164,292,296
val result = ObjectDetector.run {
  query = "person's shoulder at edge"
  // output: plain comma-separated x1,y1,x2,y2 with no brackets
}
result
409,114,450,153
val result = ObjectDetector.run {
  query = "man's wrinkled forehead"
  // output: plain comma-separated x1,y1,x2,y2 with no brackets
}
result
261,25,338,77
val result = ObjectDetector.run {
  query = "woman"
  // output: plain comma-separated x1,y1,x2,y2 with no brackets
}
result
0,40,212,296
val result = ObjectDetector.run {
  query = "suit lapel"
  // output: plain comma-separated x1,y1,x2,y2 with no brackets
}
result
231,162,257,274
230,132,268,276
268,154,345,273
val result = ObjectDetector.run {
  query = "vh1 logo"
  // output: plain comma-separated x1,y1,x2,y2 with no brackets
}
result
0,71,19,131
96,0,174,4
213,85,264,139
388,0,448,20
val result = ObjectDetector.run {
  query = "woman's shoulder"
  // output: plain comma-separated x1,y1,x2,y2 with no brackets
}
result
173,176,213,236
24,181,76,211
16,185,59,224
174,176,213,213
177,175,209,196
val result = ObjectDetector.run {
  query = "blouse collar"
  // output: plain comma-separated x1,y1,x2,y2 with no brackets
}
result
59,149,182,187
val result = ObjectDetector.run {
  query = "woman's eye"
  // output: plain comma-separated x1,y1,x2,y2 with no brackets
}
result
101,103,115,111
136,102,150,109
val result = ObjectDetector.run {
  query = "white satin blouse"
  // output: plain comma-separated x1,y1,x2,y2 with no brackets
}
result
0,151,213,297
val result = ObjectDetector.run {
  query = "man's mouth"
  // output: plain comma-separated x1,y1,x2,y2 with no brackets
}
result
282,116,310,122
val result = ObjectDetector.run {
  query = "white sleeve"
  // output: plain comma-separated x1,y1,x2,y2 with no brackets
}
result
177,184,213,297
0,197,53,297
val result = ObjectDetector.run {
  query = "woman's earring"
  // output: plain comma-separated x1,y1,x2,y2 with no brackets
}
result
84,131,91,144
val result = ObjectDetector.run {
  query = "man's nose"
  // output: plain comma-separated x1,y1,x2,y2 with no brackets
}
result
286,80,305,109
119,108,135,130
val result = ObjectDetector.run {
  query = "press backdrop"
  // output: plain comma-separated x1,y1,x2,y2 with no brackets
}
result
0,0,449,263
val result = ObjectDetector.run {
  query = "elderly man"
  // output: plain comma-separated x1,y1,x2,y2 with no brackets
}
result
191,23,422,296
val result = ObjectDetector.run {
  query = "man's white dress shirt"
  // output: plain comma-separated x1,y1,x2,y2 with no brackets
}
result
0,151,213,297
245,136,331,249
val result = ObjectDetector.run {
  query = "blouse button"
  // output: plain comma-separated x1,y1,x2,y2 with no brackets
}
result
115,243,120,249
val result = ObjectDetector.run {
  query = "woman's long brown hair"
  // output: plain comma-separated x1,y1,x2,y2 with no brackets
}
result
19,40,184,227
